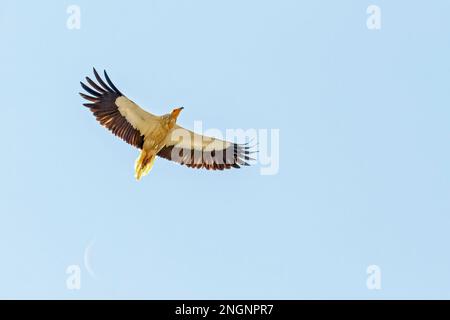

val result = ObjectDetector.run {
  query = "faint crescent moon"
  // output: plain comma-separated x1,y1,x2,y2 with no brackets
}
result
84,239,96,279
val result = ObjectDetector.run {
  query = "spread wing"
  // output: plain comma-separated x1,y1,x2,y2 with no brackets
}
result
157,125,253,170
79,68,158,149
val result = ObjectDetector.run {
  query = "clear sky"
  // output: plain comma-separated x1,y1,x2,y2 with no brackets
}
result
1,0,450,299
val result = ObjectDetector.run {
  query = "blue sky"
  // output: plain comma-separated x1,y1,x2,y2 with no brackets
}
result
1,0,450,299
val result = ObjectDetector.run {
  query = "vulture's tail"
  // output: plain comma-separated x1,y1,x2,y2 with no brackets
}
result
135,150,156,180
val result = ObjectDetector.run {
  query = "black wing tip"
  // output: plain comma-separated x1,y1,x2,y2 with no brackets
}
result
103,69,123,95
79,81,87,90
82,67,123,96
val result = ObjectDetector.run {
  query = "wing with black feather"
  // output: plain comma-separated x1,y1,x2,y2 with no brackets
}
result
157,125,253,170
79,68,146,149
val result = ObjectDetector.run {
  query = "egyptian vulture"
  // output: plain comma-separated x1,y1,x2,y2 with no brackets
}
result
79,68,252,180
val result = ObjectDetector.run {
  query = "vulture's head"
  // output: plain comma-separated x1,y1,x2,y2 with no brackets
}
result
171,107,184,119
169,107,183,124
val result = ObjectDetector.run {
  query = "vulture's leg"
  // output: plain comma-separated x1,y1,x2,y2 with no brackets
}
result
135,150,156,180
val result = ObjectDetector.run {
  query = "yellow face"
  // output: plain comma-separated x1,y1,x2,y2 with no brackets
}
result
170,107,184,121
166,107,184,129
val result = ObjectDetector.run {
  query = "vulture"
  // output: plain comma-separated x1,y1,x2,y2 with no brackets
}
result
79,68,252,180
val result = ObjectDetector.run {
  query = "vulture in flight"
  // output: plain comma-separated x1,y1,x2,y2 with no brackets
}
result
79,68,252,180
